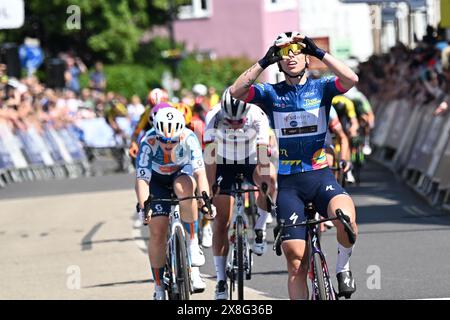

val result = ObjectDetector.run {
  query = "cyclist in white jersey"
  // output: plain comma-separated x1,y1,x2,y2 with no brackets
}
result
135,107,216,300
204,88,277,300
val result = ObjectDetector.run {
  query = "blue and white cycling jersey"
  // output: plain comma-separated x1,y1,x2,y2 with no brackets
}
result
245,76,347,175
135,127,204,182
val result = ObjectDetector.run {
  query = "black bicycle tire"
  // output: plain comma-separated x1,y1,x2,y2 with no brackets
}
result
247,191,257,229
175,226,191,300
236,216,245,300
354,150,362,185
229,272,234,300
166,252,175,300
313,252,327,300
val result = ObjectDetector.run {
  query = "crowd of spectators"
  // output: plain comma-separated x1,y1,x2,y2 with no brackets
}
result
0,52,219,142
356,25,450,116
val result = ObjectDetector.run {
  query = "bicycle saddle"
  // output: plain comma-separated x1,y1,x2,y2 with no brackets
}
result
304,202,316,218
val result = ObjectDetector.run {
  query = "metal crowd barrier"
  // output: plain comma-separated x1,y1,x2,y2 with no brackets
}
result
370,96,450,211
0,117,135,188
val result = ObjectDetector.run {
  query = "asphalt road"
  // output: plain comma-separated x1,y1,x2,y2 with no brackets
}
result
1,160,450,300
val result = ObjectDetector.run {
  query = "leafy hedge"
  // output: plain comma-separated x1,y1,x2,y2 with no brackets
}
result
79,55,253,100
178,55,253,92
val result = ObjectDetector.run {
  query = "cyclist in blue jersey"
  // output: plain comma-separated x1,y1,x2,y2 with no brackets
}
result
229,32,359,300
135,107,216,300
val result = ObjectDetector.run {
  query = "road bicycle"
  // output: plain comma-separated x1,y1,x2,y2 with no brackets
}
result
273,202,356,300
144,191,212,300
351,135,365,185
213,174,264,300
330,159,348,189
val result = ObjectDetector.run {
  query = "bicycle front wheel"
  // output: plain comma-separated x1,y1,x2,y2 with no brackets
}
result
174,226,191,300
246,191,257,229
236,216,245,300
313,252,327,300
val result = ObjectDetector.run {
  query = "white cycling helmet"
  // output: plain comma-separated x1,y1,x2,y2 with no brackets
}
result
148,88,169,106
153,107,185,141
192,83,208,96
274,31,301,46
221,87,249,121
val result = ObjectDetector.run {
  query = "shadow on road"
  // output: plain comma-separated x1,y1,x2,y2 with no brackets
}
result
84,279,152,288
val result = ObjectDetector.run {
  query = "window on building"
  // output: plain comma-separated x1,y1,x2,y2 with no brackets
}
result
265,0,296,12
178,0,212,19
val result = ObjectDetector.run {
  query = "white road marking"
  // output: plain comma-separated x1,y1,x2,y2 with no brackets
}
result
410,205,428,216
403,206,420,217
413,297,450,300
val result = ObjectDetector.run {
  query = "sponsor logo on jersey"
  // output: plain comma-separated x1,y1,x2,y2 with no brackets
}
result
303,90,318,98
281,160,302,165
304,98,321,107
274,103,288,109
282,125,318,135
159,165,179,174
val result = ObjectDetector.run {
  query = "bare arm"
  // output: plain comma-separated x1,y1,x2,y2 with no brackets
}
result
135,179,149,210
193,168,210,197
291,34,358,91
230,63,265,100
322,53,359,91
75,58,87,73
349,117,360,138
230,45,281,100
335,126,351,172
204,143,217,194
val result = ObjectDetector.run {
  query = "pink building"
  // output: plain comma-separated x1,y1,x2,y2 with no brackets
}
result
174,0,299,81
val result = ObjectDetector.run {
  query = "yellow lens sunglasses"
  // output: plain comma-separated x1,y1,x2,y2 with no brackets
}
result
278,43,304,57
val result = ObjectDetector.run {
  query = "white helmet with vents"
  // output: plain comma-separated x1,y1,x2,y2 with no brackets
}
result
274,31,301,46
192,83,208,96
153,107,185,141
221,87,249,120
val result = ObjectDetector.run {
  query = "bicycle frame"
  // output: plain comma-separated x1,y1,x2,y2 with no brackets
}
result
145,192,211,300
165,204,192,297
227,189,252,284
274,207,355,300
307,212,336,300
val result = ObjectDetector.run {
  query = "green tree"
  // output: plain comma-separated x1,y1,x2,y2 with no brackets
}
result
0,0,190,64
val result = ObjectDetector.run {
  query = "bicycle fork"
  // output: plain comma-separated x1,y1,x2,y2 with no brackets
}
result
228,219,252,280
165,206,192,295
308,230,336,300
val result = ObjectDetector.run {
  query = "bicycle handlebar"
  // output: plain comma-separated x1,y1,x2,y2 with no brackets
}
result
273,209,356,256
335,208,356,245
213,188,260,195
144,193,212,216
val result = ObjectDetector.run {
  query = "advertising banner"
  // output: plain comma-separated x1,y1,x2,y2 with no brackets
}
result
0,123,28,169
57,127,86,161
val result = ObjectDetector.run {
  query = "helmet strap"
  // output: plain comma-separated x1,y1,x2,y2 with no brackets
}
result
279,56,309,85
284,66,307,85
